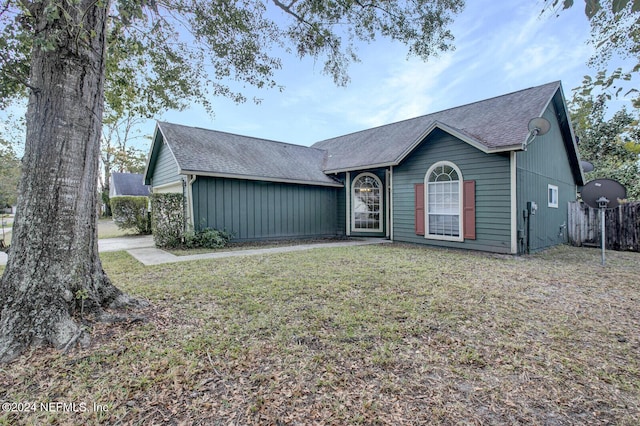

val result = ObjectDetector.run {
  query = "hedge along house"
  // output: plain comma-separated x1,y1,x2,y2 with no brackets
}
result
144,81,585,254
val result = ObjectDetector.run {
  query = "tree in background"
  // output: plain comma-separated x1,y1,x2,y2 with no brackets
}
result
0,0,465,362
545,0,640,199
101,111,148,217
0,138,20,209
570,92,640,199
544,0,639,107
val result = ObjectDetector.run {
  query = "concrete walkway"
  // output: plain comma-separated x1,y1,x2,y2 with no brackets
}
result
0,235,155,267
126,238,389,266
98,235,155,252
0,236,389,267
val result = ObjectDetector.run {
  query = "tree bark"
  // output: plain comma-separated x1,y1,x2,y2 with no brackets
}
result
0,0,139,363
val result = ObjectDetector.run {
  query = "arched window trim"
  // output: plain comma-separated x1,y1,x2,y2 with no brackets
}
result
351,172,383,233
424,161,464,242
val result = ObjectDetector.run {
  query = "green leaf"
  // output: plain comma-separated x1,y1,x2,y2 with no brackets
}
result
585,0,601,18
612,0,628,14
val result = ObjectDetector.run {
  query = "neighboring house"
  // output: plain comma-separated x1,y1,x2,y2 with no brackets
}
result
109,172,151,198
144,81,584,254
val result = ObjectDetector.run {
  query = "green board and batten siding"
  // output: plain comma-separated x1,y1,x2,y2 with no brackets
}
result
392,128,513,253
516,101,578,253
192,176,340,241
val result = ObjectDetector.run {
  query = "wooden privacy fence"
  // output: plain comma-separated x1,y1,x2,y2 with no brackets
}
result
568,201,640,252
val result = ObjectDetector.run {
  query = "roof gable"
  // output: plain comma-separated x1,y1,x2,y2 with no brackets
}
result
110,173,150,197
151,122,342,187
313,81,563,172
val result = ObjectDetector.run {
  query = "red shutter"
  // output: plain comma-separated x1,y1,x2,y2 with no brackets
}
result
415,183,425,236
463,180,476,240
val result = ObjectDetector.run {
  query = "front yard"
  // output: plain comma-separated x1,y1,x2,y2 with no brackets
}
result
1,244,639,425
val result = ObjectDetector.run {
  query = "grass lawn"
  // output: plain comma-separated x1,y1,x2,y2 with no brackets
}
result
97,219,138,239
1,219,135,247
0,244,639,425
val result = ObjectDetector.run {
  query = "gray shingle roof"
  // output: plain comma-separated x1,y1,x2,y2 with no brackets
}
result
110,173,150,197
150,81,577,185
312,81,561,172
157,122,341,187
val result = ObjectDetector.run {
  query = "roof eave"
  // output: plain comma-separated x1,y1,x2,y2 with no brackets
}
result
142,125,161,185
181,170,344,188
553,85,585,186
323,161,397,175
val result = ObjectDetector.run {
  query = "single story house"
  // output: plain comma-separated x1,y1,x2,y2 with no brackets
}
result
109,172,151,198
144,81,585,254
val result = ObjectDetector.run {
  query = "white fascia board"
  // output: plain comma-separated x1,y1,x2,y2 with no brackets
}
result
152,180,183,193
323,162,397,175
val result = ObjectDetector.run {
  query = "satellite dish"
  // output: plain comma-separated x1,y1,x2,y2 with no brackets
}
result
581,178,626,209
580,160,594,173
528,117,551,136
523,117,552,151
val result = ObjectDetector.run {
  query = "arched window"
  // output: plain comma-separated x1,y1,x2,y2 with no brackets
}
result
425,162,463,240
352,173,382,232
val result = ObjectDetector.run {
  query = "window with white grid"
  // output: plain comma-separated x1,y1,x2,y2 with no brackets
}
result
352,173,382,232
426,163,461,239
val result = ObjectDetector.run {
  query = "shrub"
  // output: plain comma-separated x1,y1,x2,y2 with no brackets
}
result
150,193,184,248
184,228,233,249
110,196,151,234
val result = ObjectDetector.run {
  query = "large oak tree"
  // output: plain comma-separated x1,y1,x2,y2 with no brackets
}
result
0,0,464,362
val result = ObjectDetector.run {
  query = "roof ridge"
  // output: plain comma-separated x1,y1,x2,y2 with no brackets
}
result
157,121,325,153
312,81,561,145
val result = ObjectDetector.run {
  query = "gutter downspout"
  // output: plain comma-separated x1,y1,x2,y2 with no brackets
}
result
510,152,518,254
188,174,197,229
388,167,393,240
346,172,351,236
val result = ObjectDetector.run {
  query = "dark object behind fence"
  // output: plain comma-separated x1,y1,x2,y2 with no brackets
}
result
568,201,640,252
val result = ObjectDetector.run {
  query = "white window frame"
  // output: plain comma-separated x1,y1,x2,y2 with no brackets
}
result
548,184,559,208
351,172,383,233
424,161,464,242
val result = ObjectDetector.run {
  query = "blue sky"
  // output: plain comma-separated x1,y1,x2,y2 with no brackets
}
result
1,0,635,152
159,0,600,147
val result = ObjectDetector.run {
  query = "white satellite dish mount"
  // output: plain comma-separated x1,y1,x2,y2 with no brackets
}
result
523,117,551,151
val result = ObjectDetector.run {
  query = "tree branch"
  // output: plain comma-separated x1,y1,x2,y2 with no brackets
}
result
270,0,341,54
0,51,39,93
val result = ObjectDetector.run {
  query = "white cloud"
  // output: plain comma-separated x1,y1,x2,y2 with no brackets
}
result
314,50,456,130
162,0,597,145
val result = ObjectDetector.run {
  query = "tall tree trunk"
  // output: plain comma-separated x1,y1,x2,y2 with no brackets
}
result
0,0,138,363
